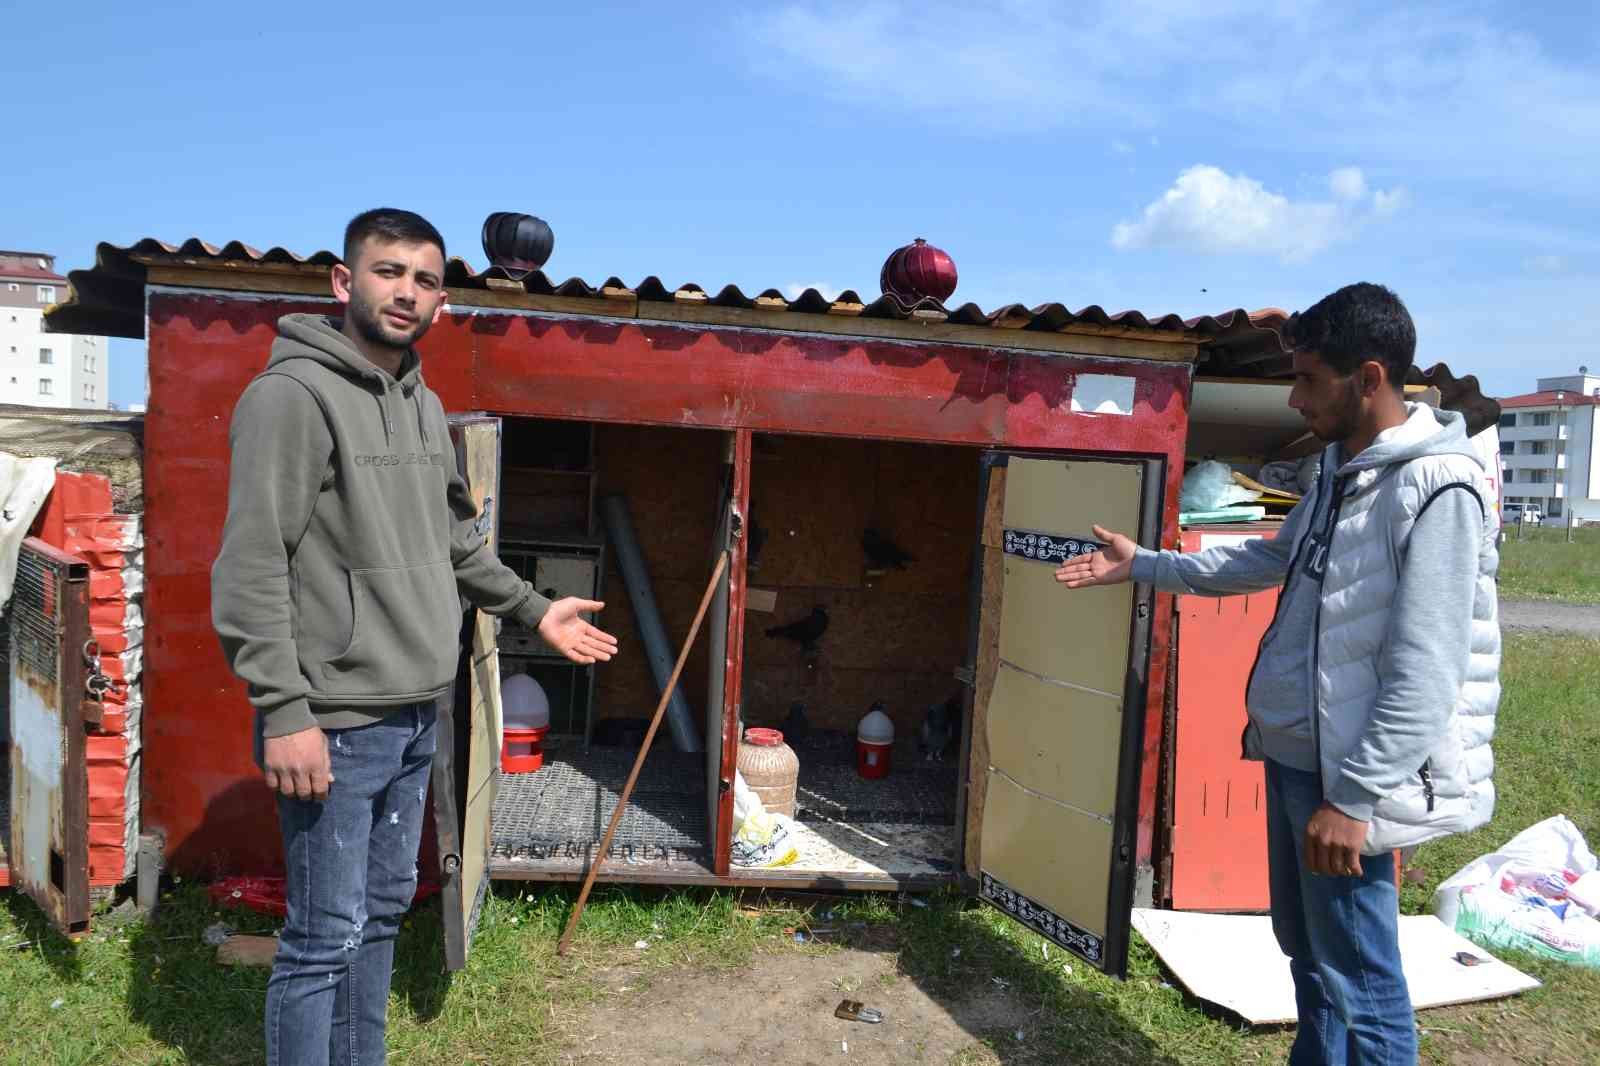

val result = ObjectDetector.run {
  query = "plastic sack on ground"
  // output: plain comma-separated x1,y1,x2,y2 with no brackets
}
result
1181,461,1261,512
1430,815,1600,968
731,771,799,869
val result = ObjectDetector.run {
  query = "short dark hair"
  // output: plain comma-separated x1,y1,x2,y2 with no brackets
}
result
342,207,446,267
1287,282,1416,388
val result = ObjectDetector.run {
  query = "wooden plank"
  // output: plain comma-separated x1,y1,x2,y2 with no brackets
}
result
217,934,279,967
640,301,1200,361
964,468,1005,880
145,266,330,296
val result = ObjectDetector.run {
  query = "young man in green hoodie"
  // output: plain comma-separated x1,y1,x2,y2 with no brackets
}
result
212,208,619,1065
1057,284,1500,1066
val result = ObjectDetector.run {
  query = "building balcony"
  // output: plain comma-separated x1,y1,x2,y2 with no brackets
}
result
1504,454,1567,471
1500,424,1569,442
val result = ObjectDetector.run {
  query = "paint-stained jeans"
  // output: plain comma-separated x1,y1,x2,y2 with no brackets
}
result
266,703,436,1066
1266,758,1417,1066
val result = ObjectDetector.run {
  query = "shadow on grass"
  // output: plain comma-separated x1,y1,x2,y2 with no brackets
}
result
886,893,1187,1065
2,891,83,982
116,885,454,1066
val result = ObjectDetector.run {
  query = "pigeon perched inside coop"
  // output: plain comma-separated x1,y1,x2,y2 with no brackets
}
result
765,605,829,660
918,694,962,762
862,528,916,575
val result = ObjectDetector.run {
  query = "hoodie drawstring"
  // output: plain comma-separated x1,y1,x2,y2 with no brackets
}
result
412,388,429,449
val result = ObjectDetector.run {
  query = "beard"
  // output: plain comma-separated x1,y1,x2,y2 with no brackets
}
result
346,288,433,351
1308,376,1365,443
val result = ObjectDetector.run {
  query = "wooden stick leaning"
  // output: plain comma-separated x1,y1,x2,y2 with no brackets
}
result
557,550,730,957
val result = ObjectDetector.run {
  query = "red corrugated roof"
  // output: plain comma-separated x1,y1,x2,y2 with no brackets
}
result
1500,390,1600,409
0,263,68,282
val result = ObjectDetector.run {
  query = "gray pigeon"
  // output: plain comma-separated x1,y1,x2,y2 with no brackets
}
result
918,695,961,761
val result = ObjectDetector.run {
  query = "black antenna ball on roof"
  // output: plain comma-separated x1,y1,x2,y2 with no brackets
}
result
481,212,554,278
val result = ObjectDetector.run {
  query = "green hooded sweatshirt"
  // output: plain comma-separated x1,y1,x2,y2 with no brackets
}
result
211,313,551,739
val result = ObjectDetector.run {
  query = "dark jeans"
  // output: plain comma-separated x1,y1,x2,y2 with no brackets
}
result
1266,759,1417,1066
266,703,436,1066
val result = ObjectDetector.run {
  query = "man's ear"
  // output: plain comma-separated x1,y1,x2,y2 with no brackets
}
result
1359,359,1387,398
331,263,354,305
430,290,447,325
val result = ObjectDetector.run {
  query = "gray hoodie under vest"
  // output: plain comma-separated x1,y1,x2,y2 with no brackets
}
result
212,314,551,738
1133,405,1501,850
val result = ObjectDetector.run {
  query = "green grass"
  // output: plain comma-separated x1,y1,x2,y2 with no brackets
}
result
1498,526,1600,603
3,635,1599,1064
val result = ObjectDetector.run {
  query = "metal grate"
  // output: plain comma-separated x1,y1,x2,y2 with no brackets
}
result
492,741,709,865
788,731,960,827
10,548,63,684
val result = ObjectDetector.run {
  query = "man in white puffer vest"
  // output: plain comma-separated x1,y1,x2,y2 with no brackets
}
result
1058,283,1499,1066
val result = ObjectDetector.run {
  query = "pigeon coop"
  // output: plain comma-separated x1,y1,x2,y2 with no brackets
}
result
40,237,1492,976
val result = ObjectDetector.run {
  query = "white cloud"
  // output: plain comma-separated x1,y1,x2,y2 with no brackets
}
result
1112,139,1135,155
1110,165,1402,262
1329,166,1366,202
783,281,842,301
744,3,1600,195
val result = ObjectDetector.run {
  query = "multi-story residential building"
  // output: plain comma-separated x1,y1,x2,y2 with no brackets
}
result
1499,370,1600,526
0,249,110,409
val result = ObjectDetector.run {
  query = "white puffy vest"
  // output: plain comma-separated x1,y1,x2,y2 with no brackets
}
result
1310,450,1501,852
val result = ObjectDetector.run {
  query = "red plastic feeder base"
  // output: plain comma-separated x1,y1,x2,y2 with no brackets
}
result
501,726,549,773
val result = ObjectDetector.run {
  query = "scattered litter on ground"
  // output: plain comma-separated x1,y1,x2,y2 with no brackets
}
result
50,999,64,1010
834,999,883,1023
634,940,650,950
201,922,232,947
1433,815,1600,969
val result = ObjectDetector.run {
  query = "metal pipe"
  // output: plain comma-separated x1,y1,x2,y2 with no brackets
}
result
599,494,703,752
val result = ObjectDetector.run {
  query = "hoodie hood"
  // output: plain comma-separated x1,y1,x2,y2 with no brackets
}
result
272,313,428,447
1336,403,1482,480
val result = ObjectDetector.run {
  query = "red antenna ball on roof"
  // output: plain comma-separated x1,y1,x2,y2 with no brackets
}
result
482,212,554,278
880,238,957,305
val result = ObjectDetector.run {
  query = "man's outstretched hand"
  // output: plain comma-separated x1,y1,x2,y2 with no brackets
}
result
537,597,620,664
1055,525,1138,588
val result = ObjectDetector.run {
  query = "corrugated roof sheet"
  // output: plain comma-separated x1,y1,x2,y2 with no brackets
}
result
36,236,1498,430
43,237,1283,349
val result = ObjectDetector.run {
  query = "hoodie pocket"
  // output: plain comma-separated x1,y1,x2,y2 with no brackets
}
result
319,561,460,697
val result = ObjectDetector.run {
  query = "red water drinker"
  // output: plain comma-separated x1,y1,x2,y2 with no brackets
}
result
856,705,894,780
500,673,551,773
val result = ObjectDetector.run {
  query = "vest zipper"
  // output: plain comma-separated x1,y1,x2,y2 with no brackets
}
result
1309,473,1350,795
1419,760,1436,813
1238,466,1326,756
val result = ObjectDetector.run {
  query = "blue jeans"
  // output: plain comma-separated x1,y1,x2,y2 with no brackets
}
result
266,703,436,1066
1266,759,1416,1066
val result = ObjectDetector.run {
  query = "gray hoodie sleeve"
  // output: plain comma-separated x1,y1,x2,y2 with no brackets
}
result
1326,485,1483,822
1127,493,1311,596
211,375,331,738
446,467,553,629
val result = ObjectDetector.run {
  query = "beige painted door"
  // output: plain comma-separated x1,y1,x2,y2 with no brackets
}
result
435,415,505,971
964,454,1158,978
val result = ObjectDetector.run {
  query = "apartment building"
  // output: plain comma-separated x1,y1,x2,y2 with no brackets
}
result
0,250,110,409
1499,370,1600,525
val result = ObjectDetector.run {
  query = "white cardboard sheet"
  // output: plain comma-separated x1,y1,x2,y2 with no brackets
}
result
1132,909,1541,1026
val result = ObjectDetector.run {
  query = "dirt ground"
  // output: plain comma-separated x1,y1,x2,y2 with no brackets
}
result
557,947,1046,1065
1499,599,1600,638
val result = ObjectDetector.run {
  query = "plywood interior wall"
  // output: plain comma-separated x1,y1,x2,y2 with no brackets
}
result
740,434,977,738
590,424,724,728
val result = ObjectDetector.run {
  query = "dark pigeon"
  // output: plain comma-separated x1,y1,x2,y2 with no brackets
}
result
781,700,810,743
765,606,829,655
863,528,916,572
918,695,962,761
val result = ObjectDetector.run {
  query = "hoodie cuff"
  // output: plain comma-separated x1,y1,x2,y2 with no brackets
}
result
1130,547,1160,585
1326,775,1379,824
513,588,554,630
260,698,319,739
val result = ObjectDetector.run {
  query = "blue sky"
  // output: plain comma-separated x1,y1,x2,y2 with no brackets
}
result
6,1,1597,409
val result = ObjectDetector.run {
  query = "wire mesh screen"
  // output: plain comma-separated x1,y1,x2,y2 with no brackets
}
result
10,546,65,687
